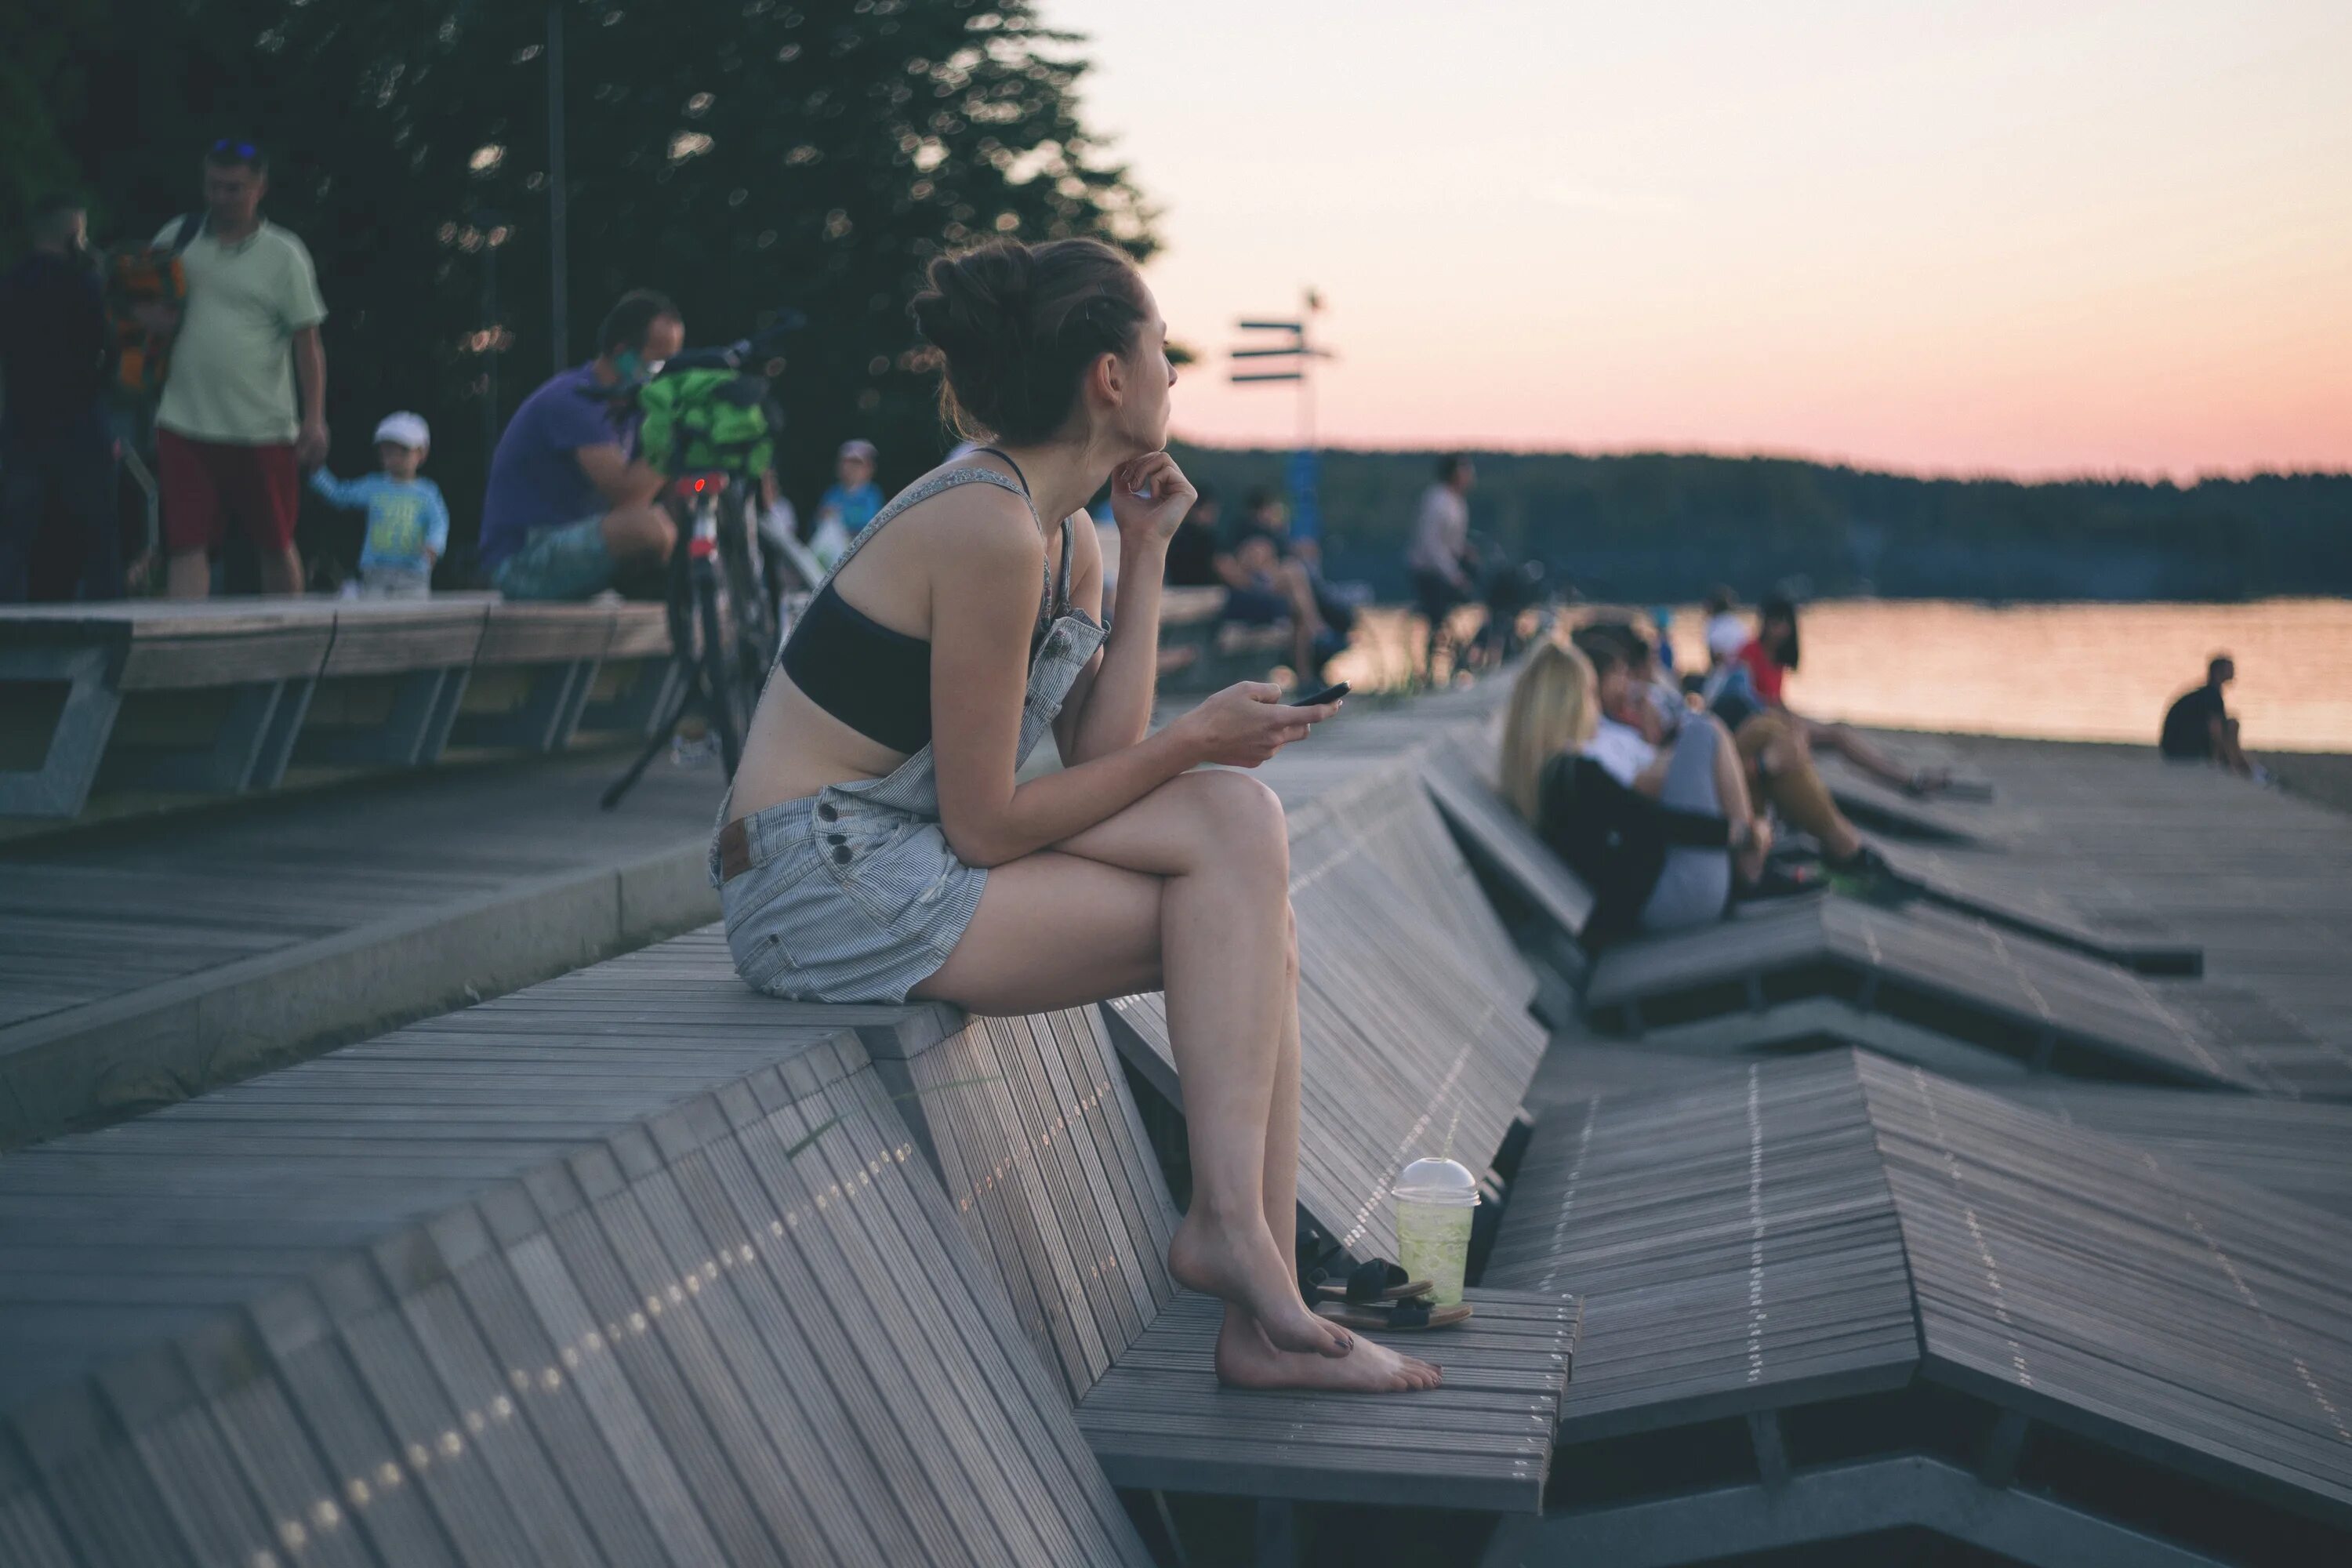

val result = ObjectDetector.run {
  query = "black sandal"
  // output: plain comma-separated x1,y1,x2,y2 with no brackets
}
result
1301,1258,1432,1306
1315,1295,1475,1332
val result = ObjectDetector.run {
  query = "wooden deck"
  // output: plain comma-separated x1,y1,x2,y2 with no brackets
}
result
881,1007,1579,1515
1104,760,1548,1265
0,750,724,1146
1485,1047,2352,1564
0,937,1155,1566
1581,896,2332,1091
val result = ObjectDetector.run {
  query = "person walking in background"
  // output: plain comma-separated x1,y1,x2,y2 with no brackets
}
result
150,140,328,598
2161,655,2255,777
1407,452,1477,677
1702,587,1744,669
808,437,884,568
0,194,119,603
307,412,447,598
479,289,684,601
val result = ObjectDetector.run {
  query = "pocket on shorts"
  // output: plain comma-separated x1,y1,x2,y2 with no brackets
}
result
723,833,822,990
818,813,954,934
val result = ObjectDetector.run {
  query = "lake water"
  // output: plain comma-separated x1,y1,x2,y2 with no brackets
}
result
1338,597,2352,753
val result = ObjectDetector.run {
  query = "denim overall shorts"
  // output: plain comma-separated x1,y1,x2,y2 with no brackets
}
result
713,466,1106,1004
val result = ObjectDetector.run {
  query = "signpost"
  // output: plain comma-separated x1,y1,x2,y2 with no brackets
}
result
1229,291,1334,548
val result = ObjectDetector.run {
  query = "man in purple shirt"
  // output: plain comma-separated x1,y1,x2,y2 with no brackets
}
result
481,289,684,599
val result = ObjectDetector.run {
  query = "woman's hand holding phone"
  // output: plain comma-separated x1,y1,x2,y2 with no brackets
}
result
1174,680,1341,767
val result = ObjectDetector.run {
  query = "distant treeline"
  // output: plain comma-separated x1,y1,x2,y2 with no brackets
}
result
1171,445,2352,604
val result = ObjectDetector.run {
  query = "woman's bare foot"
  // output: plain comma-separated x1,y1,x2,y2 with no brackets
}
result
1170,1209,1352,1357
1214,1310,1443,1392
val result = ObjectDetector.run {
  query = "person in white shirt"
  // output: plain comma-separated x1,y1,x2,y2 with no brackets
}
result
1406,453,1475,673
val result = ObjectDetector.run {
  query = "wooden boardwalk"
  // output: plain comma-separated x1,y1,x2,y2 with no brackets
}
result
1104,762,1547,1265
0,751,723,1146
882,1007,1578,1514
0,936,1156,1566
1581,896,2336,1092
1486,1047,2352,1564
1995,1080,2352,1222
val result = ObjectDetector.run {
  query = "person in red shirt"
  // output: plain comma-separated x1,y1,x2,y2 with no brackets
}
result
1744,594,1949,797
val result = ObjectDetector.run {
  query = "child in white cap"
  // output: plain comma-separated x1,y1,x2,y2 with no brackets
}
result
309,412,449,598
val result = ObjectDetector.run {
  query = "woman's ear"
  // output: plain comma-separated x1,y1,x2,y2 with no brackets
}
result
1092,350,1125,408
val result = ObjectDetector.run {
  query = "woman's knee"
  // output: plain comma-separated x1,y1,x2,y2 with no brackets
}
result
1179,770,1290,876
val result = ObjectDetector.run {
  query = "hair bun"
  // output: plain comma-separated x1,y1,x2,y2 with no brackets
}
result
910,244,1035,361
907,237,1147,445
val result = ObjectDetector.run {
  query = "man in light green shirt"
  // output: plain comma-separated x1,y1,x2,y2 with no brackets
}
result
150,140,329,598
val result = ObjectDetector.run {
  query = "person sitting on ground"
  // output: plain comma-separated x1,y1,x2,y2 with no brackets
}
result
1218,488,1341,681
1730,593,1950,796
2161,654,2253,777
479,289,685,601
1500,633,1770,942
1586,619,1887,877
713,236,1434,1395
307,412,447,599
808,437,884,568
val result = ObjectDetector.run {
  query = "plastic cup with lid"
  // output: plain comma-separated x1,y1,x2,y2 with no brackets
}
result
1392,1156,1479,1306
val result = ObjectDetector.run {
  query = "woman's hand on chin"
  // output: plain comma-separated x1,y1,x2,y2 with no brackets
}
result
1110,451,1196,546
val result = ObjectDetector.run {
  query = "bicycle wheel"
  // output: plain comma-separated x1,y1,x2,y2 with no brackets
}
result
695,568,742,774
719,489,779,713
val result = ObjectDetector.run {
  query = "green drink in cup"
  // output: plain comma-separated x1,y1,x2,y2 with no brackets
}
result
1392,1156,1479,1306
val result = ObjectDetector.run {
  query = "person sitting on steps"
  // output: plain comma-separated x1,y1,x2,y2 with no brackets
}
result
714,236,1438,1396
1730,593,1951,797
1503,635,1771,942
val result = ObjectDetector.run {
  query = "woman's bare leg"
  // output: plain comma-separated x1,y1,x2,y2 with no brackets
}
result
919,771,1438,1389
1797,713,1934,792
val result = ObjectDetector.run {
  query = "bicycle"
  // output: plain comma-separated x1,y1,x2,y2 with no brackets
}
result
593,315,807,809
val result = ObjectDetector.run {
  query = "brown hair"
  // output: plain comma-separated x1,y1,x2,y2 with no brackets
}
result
908,238,1149,445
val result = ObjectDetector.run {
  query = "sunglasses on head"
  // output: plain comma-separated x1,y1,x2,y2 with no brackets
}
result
211,139,259,159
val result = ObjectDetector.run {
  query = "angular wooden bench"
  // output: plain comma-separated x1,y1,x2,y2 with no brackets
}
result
0,935,1156,1566
1104,760,1549,1266
1410,743,2302,1094
1481,1048,2352,1566
0,597,673,819
869,1004,1580,1560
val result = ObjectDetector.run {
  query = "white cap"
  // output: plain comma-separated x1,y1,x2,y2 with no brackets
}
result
1394,1156,1481,1208
374,412,430,450
1705,614,1750,659
838,438,877,463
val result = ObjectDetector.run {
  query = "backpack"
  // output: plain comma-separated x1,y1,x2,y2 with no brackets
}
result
633,367,778,479
105,214,200,400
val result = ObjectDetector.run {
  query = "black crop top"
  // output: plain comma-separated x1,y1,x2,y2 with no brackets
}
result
779,450,1070,753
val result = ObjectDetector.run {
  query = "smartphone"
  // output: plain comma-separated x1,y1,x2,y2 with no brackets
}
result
1291,681,1351,709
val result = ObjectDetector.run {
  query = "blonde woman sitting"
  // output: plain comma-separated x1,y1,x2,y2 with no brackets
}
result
1501,637,1770,942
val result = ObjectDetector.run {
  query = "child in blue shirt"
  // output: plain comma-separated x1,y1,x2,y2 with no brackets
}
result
808,437,884,568
309,412,449,598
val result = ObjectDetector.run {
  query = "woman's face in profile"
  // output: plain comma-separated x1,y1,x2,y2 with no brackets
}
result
1118,283,1175,450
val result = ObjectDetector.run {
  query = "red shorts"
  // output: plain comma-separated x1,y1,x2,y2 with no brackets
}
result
158,428,299,554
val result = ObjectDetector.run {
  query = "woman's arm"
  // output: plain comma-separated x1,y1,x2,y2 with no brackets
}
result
929,495,1316,868
1058,454,1188,764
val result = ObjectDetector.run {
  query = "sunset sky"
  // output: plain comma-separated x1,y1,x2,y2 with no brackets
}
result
1057,0,2352,480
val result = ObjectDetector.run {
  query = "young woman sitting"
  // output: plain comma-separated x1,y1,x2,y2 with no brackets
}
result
1733,595,1950,797
713,237,1437,1395
1501,637,1771,943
